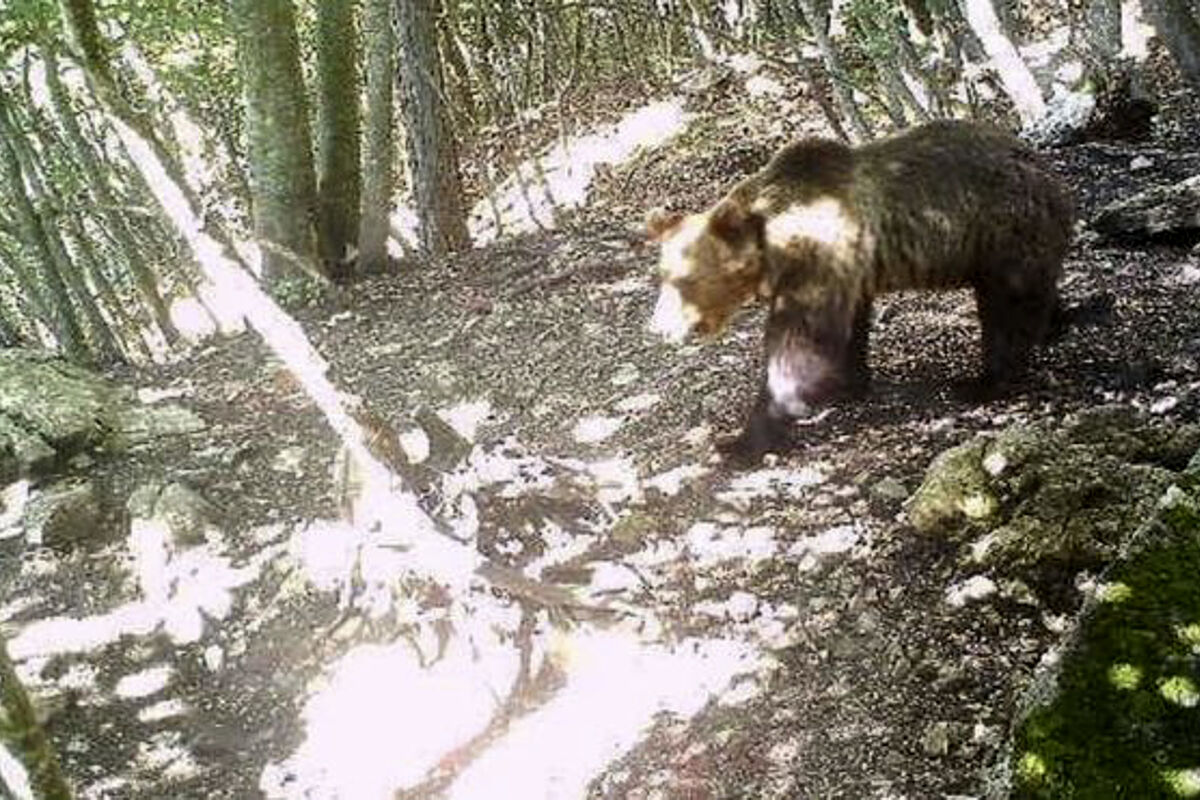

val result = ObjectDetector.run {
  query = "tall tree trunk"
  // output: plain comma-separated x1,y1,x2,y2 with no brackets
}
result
229,0,322,282
359,0,396,273
394,0,471,256
0,94,91,363
1141,0,1200,89
316,0,362,277
42,46,180,346
959,0,1047,125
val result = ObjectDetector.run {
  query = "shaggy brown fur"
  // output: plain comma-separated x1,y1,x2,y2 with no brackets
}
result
647,120,1075,461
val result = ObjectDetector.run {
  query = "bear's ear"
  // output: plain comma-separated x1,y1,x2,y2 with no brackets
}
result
645,206,684,241
709,200,761,244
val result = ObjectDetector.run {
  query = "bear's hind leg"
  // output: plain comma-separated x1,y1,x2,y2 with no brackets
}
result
974,275,1059,389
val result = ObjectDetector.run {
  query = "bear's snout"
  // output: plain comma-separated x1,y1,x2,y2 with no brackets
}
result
649,284,696,343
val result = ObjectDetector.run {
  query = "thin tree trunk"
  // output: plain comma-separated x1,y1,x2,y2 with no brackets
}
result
228,0,322,282
0,289,24,345
359,0,396,273
394,0,471,255
797,0,873,141
438,0,480,125
316,0,363,277
1141,0,1200,89
1072,0,1122,74
43,46,180,345
64,214,152,361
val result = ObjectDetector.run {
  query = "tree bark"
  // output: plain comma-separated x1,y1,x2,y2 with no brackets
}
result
1141,0,1200,89
359,0,396,273
229,0,322,282
960,0,1047,125
316,0,362,277
394,0,471,256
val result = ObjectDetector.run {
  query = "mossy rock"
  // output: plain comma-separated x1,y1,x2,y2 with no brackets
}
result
907,408,1200,581
1012,487,1200,799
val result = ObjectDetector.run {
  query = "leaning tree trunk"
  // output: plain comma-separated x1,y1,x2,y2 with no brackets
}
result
229,0,322,282
7,92,126,362
358,0,395,273
43,46,180,346
0,235,55,349
1141,0,1200,90
316,0,362,277
1,628,74,800
0,93,91,364
394,0,471,256
959,0,1047,125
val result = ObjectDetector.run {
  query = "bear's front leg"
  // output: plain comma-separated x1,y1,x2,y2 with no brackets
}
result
720,297,863,464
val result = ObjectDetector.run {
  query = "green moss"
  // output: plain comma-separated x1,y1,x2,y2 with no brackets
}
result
1013,492,1200,799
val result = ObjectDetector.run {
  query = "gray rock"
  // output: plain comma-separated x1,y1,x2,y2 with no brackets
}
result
870,476,909,506
24,480,102,548
0,414,56,479
907,407,1200,578
0,349,118,453
127,481,222,548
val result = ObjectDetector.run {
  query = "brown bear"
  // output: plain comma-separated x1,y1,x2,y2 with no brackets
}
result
647,120,1075,461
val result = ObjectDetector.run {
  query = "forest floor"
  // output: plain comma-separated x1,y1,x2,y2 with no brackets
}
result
7,59,1200,800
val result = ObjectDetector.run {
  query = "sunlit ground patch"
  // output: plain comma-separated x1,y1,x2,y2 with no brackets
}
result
715,464,829,507
572,414,624,444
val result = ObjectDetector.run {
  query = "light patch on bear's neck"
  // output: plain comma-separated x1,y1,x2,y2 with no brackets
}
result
764,198,856,251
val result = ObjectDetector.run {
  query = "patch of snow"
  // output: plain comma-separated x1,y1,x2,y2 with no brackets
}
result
398,427,430,464
589,562,642,594
139,699,188,723
716,465,828,507
745,74,785,98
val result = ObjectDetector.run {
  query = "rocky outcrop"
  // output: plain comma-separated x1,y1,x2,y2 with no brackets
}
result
905,406,1200,797
907,406,1200,588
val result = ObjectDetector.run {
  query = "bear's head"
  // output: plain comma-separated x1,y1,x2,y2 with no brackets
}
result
646,201,766,343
